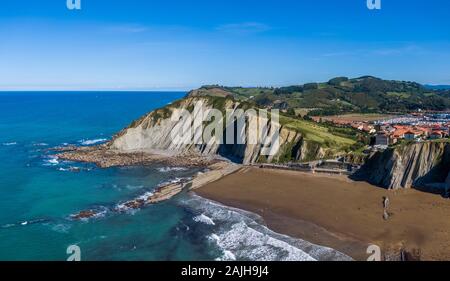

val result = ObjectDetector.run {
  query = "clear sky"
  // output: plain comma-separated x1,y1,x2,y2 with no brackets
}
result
1,0,449,90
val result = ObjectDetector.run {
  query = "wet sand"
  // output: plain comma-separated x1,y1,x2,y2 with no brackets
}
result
195,167,450,260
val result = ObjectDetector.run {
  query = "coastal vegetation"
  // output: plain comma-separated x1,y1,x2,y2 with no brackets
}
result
279,115,358,150
197,76,450,116
67,78,450,194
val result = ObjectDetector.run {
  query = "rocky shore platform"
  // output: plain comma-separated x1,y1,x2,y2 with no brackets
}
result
70,180,188,220
70,161,241,220
56,145,242,220
54,145,218,168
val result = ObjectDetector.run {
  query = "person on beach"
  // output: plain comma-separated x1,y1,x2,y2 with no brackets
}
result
383,196,390,209
382,196,390,220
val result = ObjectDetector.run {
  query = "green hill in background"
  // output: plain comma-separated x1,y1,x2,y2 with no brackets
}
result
193,76,450,116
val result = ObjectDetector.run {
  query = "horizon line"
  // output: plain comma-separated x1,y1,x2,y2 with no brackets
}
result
1,78,449,92
0,89,191,92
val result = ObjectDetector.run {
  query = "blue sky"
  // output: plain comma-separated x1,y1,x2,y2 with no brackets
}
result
0,0,449,90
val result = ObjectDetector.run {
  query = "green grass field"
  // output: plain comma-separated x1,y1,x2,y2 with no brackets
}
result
280,115,357,148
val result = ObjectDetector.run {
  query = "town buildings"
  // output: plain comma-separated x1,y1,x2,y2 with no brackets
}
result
313,113,450,146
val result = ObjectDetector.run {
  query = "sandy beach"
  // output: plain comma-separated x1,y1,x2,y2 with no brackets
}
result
195,167,450,261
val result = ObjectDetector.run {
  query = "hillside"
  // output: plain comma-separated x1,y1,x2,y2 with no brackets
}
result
197,76,450,116
108,94,363,164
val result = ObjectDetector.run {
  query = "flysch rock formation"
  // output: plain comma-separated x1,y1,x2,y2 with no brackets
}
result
108,95,329,165
354,141,450,191
58,89,450,195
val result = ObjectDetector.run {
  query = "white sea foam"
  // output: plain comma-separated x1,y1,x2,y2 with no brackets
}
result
33,143,48,147
59,166,88,172
114,202,138,214
157,166,188,173
209,233,220,242
115,191,154,213
79,138,108,145
125,184,144,190
213,221,316,261
43,156,59,166
2,142,17,146
193,214,215,225
1,223,15,229
157,177,190,187
215,250,236,261
51,223,71,233
137,191,154,201
180,194,353,261
78,207,109,221
2,219,48,229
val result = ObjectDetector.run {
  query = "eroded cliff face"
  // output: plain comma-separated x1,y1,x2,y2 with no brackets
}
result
108,96,329,164
355,142,450,191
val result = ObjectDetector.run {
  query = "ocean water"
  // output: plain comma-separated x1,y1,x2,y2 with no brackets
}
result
0,92,350,261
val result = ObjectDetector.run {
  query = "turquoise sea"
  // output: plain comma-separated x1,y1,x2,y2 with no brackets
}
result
0,92,349,261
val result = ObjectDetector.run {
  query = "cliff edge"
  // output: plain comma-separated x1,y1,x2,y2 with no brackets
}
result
107,92,355,164
353,141,450,192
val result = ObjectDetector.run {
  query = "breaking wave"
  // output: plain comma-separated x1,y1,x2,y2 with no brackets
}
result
79,138,108,146
193,214,215,225
179,194,352,261
1,218,50,229
43,155,59,166
157,166,188,173
32,143,48,147
157,177,190,187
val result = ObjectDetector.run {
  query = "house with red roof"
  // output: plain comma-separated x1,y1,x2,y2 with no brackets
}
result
430,131,444,139
404,131,419,140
